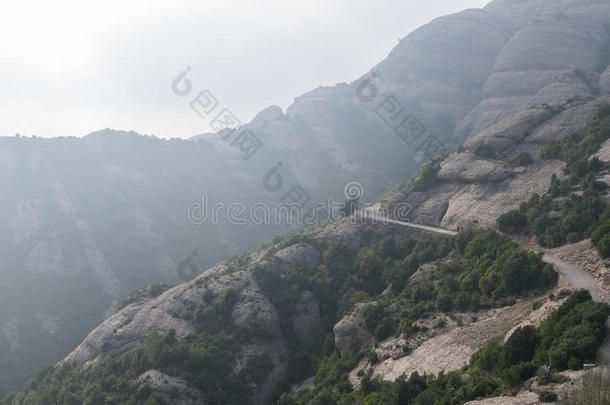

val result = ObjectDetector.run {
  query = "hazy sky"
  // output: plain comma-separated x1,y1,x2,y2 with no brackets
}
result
0,0,490,139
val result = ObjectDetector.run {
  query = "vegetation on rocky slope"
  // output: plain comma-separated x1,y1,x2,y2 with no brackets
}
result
7,107,610,405
497,106,610,257
560,370,610,405
280,290,609,405
1,225,559,405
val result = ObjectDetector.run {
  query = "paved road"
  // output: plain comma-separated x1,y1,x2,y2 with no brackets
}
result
356,210,458,236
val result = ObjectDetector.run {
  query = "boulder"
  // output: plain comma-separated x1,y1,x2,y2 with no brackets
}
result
333,303,374,357
138,370,204,405
274,243,321,268
438,152,513,183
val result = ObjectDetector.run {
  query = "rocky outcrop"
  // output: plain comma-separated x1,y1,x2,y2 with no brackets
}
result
8,0,610,399
5,1,610,394
438,152,513,183
63,267,287,404
592,137,610,162
251,105,284,125
138,370,204,405
463,104,559,150
314,221,366,251
274,243,321,268
333,303,374,357
456,1,610,139
368,301,534,382
391,96,610,230
2,317,20,353
371,8,512,130
52,94,610,404
463,392,539,405
504,297,566,342
25,235,64,276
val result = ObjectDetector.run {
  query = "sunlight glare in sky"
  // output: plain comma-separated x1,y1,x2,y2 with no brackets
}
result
0,0,490,138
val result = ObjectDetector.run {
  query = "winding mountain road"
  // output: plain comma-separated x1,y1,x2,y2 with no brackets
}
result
356,210,458,236
542,254,610,365
357,209,610,364
542,254,610,304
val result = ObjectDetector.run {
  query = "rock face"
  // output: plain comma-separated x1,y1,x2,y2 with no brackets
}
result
438,152,513,183
454,0,610,139
6,0,610,397
371,8,512,131
333,303,374,357
463,392,540,405
392,96,610,230
275,243,322,268
65,266,288,405
56,94,610,403
138,370,204,405
368,301,534,382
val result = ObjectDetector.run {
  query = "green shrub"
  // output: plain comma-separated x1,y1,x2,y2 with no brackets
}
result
568,356,583,370
364,304,385,334
367,351,379,365
497,210,528,234
514,152,534,166
411,162,441,191
374,317,396,341
597,104,610,118
503,326,537,366
503,110,610,251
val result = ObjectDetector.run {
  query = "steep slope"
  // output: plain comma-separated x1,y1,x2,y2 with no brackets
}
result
9,98,609,405
391,96,610,230
4,0,610,396
456,0,610,138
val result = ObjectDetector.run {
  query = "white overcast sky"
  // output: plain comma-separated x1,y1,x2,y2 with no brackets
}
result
0,0,490,138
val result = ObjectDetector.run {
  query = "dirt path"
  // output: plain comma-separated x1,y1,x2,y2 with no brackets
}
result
542,254,610,303
356,211,610,365
542,254,610,366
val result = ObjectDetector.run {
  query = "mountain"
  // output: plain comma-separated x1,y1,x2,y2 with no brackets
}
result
3,0,610,398
7,95,610,404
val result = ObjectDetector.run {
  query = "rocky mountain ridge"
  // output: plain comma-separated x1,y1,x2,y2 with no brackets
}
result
4,0,610,398
55,95,610,404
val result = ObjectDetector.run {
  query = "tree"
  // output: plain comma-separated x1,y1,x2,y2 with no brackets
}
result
515,152,533,166
503,326,537,365
496,210,527,234
596,234,610,258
